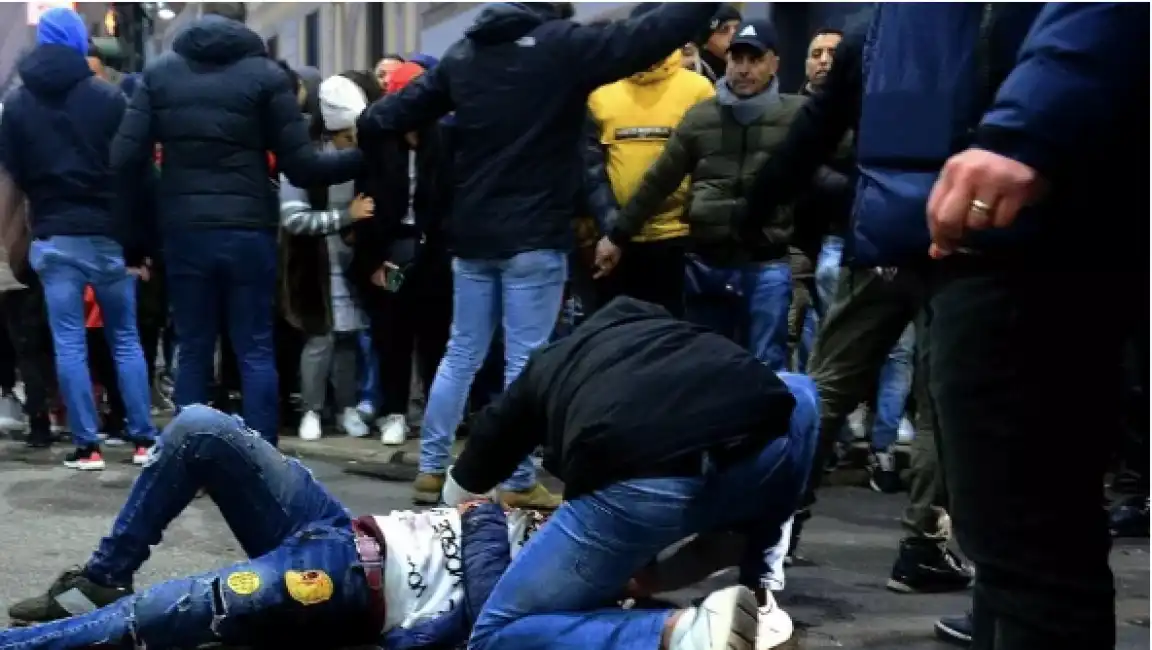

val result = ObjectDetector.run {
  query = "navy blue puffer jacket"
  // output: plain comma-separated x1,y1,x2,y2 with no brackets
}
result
111,15,361,233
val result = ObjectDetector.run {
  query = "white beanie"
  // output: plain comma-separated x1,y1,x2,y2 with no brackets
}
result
318,75,367,132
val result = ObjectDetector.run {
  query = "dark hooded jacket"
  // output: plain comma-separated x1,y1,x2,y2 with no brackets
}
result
110,16,361,234
0,45,127,243
358,2,721,260
452,296,797,500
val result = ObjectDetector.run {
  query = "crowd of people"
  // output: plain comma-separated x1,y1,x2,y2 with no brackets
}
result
0,2,1146,650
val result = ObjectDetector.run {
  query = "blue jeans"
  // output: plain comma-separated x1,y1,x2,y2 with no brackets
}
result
468,373,819,650
30,236,156,447
0,405,379,650
420,250,567,491
357,330,381,409
814,236,914,449
165,230,279,444
684,259,792,371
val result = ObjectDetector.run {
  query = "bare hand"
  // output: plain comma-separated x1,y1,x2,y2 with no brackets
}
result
593,237,622,279
370,262,399,288
128,266,150,282
349,194,375,221
926,148,1045,259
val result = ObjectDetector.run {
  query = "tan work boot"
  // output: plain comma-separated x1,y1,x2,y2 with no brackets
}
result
412,473,445,505
500,483,562,510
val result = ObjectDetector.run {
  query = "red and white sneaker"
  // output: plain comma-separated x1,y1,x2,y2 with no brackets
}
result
132,445,153,466
64,447,105,471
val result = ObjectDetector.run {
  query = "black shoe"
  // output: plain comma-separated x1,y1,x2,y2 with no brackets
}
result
1110,495,1149,538
25,414,53,449
8,566,132,624
935,611,973,646
63,445,105,471
784,513,814,567
868,449,902,494
887,538,974,593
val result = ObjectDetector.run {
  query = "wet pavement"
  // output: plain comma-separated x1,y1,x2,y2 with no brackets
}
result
0,449,1145,649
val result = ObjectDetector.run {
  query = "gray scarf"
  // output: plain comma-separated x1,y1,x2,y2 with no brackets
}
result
715,77,781,126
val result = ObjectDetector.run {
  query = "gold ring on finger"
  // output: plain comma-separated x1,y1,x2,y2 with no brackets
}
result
970,199,993,215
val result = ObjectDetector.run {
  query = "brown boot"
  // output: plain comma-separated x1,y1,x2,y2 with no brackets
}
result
500,483,562,510
412,473,445,505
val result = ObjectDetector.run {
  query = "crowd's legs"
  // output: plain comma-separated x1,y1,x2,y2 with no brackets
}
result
2,273,54,444
371,248,451,444
929,263,1121,649
165,230,279,444
31,236,156,462
416,250,566,506
298,332,364,439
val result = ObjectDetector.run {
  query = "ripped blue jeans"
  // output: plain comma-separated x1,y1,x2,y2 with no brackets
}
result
0,406,494,650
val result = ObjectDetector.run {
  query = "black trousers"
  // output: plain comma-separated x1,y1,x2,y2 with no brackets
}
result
928,259,1122,650
360,250,452,417
596,237,686,317
3,273,56,424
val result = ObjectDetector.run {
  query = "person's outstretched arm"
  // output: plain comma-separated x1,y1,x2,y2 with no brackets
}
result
446,362,546,502
565,3,721,91
357,62,454,138
609,123,695,245
261,64,362,187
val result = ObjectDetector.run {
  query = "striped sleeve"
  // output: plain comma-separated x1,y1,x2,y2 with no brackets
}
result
278,175,353,236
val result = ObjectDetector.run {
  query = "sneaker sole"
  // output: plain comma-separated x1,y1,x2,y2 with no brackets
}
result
886,575,974,594
699,585,759,650
64,460,105,471
934,620,973,645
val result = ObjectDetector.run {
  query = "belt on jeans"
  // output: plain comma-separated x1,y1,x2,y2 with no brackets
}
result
351,518,386,633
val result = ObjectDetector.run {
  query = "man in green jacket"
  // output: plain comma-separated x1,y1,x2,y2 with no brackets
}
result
597,19,802,373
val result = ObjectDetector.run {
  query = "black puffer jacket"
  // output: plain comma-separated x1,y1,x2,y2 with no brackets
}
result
110,16,361,233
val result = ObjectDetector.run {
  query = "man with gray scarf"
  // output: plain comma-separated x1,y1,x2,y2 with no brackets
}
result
602,19,802,373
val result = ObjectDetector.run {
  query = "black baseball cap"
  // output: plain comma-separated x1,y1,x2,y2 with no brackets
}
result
728,19,779,54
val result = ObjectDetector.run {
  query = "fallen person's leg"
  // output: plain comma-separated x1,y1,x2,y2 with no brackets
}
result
461,373,819,650
1,405,383,650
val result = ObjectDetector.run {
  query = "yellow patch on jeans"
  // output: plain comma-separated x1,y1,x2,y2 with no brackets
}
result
284,570,334,606
225,571,261,596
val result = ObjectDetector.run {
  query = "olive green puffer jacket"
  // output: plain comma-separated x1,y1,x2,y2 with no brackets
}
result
614,92,805,265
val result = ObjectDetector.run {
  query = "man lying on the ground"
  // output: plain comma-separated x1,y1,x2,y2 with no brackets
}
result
436,296,818,650
1,401,799,650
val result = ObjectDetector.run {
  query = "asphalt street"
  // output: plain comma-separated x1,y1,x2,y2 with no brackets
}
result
0,454,1146,649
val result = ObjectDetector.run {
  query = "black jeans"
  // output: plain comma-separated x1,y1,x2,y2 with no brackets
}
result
928,259,1122,650
3,273,55,426
360,248,452,417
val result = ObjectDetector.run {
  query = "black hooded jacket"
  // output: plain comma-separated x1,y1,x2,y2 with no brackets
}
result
452,296,797,500
0,46,128,243
358,2,720,260
110,16,361,233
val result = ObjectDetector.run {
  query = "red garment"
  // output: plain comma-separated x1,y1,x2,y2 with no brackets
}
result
84,285,102,329
386,62,426,95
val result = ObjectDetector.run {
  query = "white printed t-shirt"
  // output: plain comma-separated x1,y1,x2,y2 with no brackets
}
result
373,508,546,632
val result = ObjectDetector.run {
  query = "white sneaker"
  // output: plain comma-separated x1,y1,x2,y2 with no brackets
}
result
0,395,24,430
897,417,916,445
756,592,795,650
340,407,370,438
378,413,408,445
847,405,868,440
298,411,322,441
669,585,758,650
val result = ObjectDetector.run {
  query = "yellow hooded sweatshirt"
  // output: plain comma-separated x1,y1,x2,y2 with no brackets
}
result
588,51,715,243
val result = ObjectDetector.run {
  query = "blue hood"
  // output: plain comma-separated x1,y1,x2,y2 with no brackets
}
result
18,45,93,97
36,7,88,55
173,15,266,64
465,3,559,45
